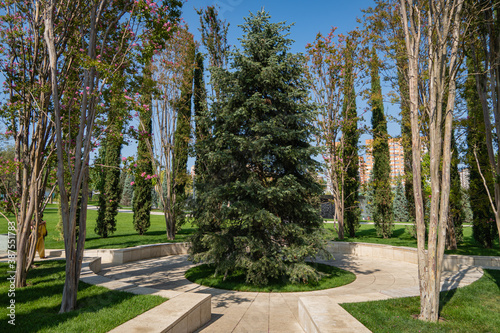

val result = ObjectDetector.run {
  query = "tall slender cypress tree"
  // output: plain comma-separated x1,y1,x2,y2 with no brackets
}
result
342,37,360,238
95,76,126,238
370,47,393,238
446,133,464,249
133,61,153,235
193,52,208,186
465,58,497,248
95,145,107,233
396,53,416,222
94,130,123,237
173,40,195,207
191,11,326,286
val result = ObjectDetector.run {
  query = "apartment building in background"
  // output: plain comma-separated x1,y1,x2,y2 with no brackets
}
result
361,138,405,184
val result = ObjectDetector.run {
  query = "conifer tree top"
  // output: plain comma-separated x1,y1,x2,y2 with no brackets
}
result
237,10,294,59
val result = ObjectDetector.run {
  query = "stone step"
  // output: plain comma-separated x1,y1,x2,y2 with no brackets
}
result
298,296,371,333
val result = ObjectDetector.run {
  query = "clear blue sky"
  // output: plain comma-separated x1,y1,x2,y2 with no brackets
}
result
121,0,402,161
182,0,371,53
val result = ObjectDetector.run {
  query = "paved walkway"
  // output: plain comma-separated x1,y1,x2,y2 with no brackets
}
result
97,254,483,333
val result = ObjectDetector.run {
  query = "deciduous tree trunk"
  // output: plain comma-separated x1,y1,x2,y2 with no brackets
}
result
44,0,94,312
399,0,464,322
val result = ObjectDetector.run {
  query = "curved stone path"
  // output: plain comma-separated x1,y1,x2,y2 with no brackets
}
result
97,254,483,332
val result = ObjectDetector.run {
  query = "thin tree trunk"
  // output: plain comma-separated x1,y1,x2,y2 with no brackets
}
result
446,216,458,250
400,0,463,321
44,0,97,312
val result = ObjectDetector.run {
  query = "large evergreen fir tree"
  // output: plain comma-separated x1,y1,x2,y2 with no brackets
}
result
342,37,360,238
370,47,393,238
191,11,327,285
133,62,153,235
465,58,497,248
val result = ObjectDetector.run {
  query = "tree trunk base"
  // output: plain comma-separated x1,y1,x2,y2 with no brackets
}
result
412,314,446,323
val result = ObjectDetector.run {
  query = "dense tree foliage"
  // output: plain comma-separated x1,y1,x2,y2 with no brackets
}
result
191,11,327,286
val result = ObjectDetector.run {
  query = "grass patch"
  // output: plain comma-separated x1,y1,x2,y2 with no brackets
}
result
185,262,356,292
324,223,500,256
342,269,500,333
0,260,166,333
0,209,195,250
1,207,497,255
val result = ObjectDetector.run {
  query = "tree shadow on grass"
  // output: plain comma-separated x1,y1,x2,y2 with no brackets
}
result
392,227,407,238
438,267,498,312
6,287,144,333
351,227,377,238
487,269,500,287
0,261,154,333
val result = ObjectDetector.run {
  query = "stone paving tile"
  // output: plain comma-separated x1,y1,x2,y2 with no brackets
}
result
269,294,304,333
235,293,270,332
95,253,484,333
199,293,258,332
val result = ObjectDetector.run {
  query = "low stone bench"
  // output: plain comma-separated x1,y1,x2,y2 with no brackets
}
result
298,296,370,333
108,292,211,333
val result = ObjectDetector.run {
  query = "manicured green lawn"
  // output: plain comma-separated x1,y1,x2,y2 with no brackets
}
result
0,209,195,250
185,262,356,292
324,223,500,256
2,208,498,255
0,261,166,333
342,269,500,333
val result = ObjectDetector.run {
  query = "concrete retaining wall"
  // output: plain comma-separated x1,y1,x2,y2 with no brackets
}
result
95,242,190,265
45,242,190,265
328,241,500,271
